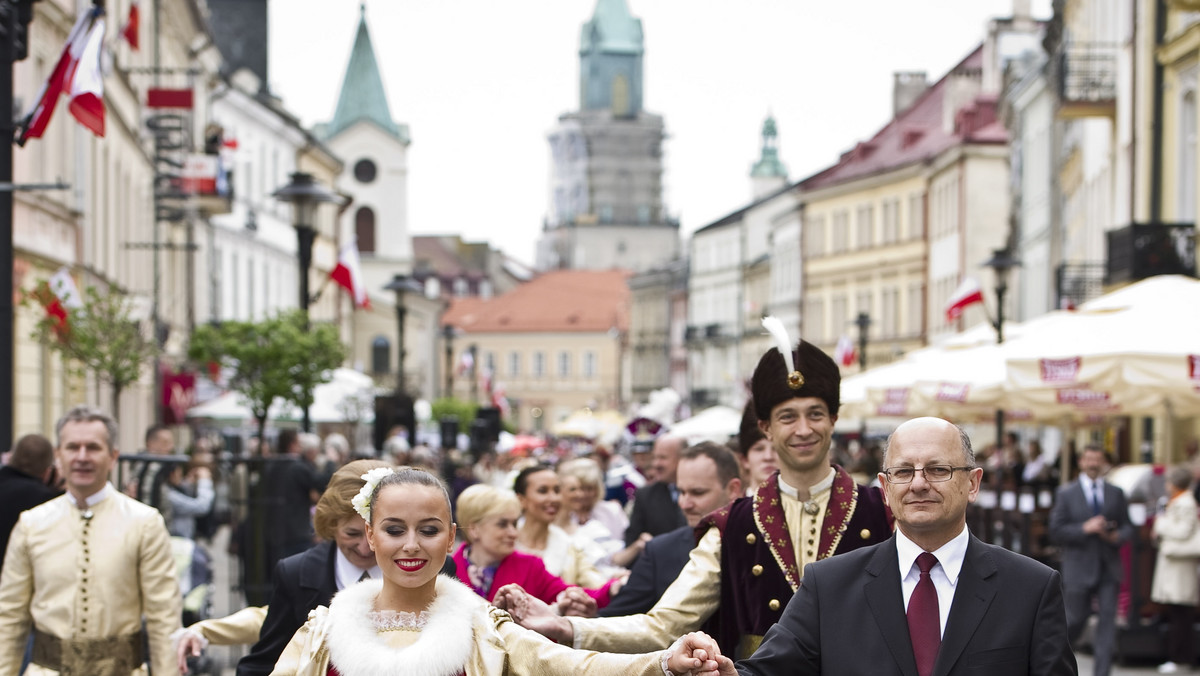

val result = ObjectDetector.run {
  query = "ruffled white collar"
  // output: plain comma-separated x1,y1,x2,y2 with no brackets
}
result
325,575,480,676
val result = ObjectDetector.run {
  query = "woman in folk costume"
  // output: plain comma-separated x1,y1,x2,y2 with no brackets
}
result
453,482,611,612
269,466,724,676
1150,465,1200,674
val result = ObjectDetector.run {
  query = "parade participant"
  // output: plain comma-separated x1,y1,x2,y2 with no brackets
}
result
734,400,776,494
453,483,613,612
558,457,644,570
0,406,182,676
514,464,618,588
626,434,688,546
715,417,1076,676
270,466,725,676
602,442,743,617
236,459,390,676
503,317,892,656
1048,445,1132,676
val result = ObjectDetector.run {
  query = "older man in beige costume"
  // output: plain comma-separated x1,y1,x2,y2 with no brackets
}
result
0,405,181,675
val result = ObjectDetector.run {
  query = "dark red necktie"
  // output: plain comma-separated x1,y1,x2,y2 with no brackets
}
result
907,552,941,676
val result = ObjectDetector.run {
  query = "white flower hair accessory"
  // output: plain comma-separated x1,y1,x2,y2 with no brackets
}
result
351,467,395,521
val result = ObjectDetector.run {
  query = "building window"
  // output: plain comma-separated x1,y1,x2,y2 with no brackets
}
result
532,351,545,378
1179,73,1197,221
354,158,377,183
485,351,496,374
453,277,469,297
831,210,849,253
356,207,376,253
425,277,441,298
881,287,899,338
831,294,847,343
909,193,925,240
479,280,493,299
557,351,570,377
582,351,597,378
804,297,825,343
881,198,900,244
908,283,924,337
856,204,874,249
371,336,391,374
508,351,521,377
805,215,826,257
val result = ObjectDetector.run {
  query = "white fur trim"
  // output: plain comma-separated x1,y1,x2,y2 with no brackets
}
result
325,576,479,676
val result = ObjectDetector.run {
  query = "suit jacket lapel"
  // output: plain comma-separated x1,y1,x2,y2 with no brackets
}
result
933,535,997,676
864,537,920,676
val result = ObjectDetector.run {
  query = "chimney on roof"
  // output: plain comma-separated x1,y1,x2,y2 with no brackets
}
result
892,72,928,117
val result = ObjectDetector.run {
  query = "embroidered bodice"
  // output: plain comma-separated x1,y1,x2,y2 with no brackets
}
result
368,609,432,632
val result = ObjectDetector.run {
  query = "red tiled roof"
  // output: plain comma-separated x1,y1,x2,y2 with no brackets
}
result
442,269,631,333
799,45,1006,191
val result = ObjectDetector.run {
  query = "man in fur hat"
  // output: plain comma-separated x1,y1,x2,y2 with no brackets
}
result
500,319,892,658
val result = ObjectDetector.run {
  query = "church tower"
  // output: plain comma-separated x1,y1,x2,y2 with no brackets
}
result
318,4,412,297
536,0,679,272
750,115,788,199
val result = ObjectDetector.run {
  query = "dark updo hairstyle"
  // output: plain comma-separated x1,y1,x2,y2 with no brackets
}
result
367,466,454,525
512,463,556,496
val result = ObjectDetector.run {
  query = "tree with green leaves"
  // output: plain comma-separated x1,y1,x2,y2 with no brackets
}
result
188,310,347,441
24,282,158,417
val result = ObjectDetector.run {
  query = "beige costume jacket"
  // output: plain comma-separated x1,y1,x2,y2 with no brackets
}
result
187,605,268,646
0,489,182,675
270,576,666,676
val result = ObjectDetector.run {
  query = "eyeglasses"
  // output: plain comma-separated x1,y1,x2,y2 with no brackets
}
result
882,465,974,484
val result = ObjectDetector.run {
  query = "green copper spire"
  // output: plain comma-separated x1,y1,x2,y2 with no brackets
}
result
326,5,403,140
751,115,787,178
579,0,644,115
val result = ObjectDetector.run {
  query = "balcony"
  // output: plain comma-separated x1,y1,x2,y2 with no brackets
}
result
1056,44,1117,119
1055,262,1106,310
1105,223,1196,285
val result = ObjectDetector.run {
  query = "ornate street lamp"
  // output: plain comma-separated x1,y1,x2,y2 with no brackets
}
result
384,274,422,447
982,247,1021,461
273,171,341,431
854,312,871,371
442,323,456,398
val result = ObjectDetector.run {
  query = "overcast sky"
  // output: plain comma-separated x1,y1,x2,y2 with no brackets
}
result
268,0,1052,266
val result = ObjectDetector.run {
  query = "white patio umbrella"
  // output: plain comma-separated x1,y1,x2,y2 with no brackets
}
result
1004,275,1200,418
187,367,378,424
667,405,742,445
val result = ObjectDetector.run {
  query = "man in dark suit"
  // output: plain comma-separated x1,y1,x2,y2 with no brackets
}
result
625,434,687,546
0,434,58,575
1048,445,1132,676
603,442,743,617
718,417,1076,676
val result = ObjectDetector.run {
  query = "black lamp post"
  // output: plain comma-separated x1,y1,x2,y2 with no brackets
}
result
273,171,341,432
442,324,456,398
854,312,871,371
384,274,422,449
982,247,1021,458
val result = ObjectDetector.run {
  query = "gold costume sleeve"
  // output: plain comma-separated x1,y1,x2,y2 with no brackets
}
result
569,526,722,653
139,512,184,676
0,515,35,673
493,607,662,676
191,606,268,646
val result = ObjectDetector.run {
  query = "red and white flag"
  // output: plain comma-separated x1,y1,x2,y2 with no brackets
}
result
38,267,84,336
121,1,139,50
17,7,106,144
945,276,984,322
330,240,371,309
834,335,857,367
456,349,474,376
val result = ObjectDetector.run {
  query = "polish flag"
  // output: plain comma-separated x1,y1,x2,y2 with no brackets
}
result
330,240,370,309
17,8,106,144
38,267,84,337
121,1,139,50
456,349,474,376
834,335,857,367
945,277,984,322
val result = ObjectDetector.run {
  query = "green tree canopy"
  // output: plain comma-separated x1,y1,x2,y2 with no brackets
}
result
188,310,347,439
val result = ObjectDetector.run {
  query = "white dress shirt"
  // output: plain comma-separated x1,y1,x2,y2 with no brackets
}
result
333,547,380,591
1079,476,1104,511
895,526,970,638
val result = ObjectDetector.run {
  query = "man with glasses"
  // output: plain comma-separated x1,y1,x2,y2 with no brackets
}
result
715,416,1075,675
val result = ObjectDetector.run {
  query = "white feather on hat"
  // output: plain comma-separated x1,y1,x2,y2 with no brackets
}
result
761,316,804,389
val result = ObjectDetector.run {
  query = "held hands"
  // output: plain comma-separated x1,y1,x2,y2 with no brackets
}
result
492,583,575,644
174,630,206,674
663,632,738,676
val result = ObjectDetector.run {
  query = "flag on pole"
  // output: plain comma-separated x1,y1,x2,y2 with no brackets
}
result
33,267,84,337
17,7,107,144
329,239,371,309
121,1,139,50
945,276,984,321
456,349,474,376
834,335,857,367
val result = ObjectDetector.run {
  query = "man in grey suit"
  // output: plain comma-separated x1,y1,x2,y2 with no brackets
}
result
714,417,1076,676
1048,445,1133,676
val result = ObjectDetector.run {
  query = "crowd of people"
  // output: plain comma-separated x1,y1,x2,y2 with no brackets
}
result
1,318,1199,675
